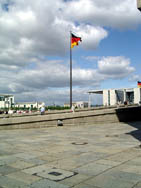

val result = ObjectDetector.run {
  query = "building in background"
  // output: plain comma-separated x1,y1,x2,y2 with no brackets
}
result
14,102,45,109
0,94,14,108
88,88,141,107
0,94,45,110
64,101,88,108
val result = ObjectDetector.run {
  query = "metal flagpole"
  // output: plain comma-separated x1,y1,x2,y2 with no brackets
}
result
70,31,72,108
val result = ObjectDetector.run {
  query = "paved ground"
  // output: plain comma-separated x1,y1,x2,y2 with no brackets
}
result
0,122,141,188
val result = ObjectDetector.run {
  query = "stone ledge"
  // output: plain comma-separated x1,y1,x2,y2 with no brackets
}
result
0,106,141,130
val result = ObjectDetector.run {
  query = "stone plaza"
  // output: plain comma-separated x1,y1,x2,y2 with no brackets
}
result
0,121,141,188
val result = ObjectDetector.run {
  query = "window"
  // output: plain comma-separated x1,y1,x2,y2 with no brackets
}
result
0,97,4,101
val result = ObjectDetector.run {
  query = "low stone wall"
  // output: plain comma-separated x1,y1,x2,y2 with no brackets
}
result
0,105,116,119
0,106,141,130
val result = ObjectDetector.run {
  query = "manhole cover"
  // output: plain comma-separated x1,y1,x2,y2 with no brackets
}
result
72,142,88,145
33,167,77,181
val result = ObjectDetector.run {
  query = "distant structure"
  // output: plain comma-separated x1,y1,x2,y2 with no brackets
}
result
0,93,45,110
14,102,45,109
0,94,14,108
137,0,141,11
64,101,89,108
88,88,141,107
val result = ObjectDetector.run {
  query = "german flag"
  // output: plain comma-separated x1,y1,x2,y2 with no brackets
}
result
71,33,82,48
137,81,141,88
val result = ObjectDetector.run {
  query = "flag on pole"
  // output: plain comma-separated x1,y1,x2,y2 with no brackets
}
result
137,81,141,88
71,33,82,48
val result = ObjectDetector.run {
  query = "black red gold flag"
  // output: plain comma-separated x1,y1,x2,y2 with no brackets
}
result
71,33,82,48
137,81,141,88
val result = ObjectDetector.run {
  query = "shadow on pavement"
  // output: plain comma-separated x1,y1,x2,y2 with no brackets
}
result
126,121,141,142
115,106,141,142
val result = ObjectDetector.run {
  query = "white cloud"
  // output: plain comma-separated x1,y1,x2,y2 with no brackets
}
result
0,0,109,68
77,25,108,50
98,56,135,79
0,0,139,68
9,60,103,92
1,55,134,102
0,0,140,105
129,74,141,82
63,0,141,29
0,55,136,105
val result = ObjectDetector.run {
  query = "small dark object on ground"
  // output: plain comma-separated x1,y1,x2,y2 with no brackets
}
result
57,120,63,126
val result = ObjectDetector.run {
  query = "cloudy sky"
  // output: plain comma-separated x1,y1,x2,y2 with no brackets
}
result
0,0,141,105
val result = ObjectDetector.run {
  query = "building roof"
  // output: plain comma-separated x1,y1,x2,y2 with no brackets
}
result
88,90,103,94
88,88,135,94
0,94,14,97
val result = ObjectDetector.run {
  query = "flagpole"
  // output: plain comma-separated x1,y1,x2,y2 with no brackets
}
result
70,31,72,108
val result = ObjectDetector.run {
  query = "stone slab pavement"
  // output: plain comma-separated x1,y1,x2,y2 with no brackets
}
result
0,121,141,188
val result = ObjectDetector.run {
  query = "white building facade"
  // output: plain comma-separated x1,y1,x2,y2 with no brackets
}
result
134,88,141,104
88,88,141,107
0,94,14,108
